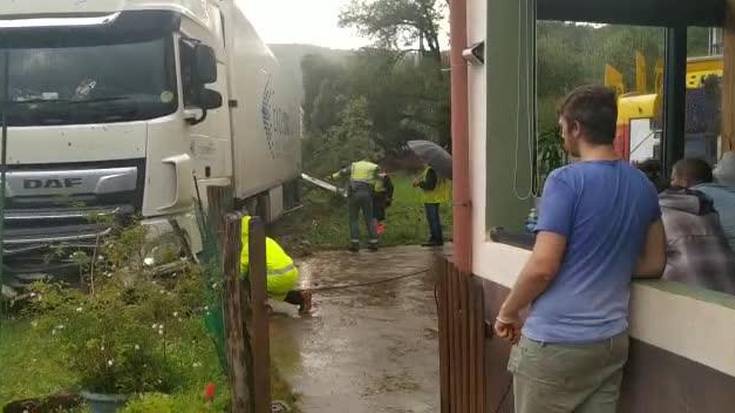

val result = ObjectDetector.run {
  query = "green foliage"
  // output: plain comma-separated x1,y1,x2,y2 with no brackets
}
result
27,271,200,395
305,96,380,176
536,126,566,187
340,0,445,59
22,223,207,396
121,393,174,413
0,321,76,404
299,0,449,172
273,174,452,250
536,22,668,131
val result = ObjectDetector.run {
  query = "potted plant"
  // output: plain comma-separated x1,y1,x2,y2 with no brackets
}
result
537,125,566,189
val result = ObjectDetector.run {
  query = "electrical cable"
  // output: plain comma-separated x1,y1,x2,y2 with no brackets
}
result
300,268,429,293
512,0,537,201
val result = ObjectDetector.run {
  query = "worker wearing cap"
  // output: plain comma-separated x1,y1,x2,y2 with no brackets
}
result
240,215,311,314
332,160,380,252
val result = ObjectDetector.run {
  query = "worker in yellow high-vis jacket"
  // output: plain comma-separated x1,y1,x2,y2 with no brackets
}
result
332,159,380,252
413,165,451,247
240,215,311,314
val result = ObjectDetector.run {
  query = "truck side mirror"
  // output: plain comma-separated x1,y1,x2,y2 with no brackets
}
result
195,44,217,84
200,88,223,110
185,89,223,126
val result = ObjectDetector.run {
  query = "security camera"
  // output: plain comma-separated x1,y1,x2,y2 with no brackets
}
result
462,41,485,65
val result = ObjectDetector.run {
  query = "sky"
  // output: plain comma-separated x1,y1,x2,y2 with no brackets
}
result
239,0,371,50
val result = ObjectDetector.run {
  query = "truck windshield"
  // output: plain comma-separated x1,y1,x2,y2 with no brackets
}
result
0,36,177,126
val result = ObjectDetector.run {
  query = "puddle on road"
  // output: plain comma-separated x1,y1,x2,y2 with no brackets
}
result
270,246,441,413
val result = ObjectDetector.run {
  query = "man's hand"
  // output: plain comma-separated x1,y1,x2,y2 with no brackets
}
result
494,312,523,344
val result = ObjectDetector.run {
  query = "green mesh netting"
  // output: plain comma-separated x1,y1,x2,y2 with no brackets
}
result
195,205,228,372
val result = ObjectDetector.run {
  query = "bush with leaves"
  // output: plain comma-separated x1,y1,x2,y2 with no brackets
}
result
121,393,174,413
25,224,206,396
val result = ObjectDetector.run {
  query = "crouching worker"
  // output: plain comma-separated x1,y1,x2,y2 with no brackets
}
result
240,215,312,314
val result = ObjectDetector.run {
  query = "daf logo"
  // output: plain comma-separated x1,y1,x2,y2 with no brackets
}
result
23,178,84,189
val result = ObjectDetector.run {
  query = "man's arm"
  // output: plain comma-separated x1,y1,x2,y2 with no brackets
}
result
331,166,350,180
634,219,666,279
495,231,567,343
418,168,437,190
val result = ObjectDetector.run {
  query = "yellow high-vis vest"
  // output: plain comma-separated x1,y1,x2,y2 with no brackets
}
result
350,161,379,186
240,216,299,301
421,167,451,204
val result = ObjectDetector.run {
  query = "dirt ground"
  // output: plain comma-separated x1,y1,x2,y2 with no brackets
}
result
270,246,443,413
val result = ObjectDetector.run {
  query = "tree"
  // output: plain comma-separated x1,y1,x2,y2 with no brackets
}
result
304,97,380,176
339,0,445,61
301,53,349,133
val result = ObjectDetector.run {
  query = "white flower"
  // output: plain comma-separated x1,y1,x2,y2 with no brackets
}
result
192,362,202,368
101,345,105,351
97,255,105,261
56,324,65,330
76,307,83,313
29,292,37,298
134,344,140,351
30,321,38,328
172,312,178,317
107,359,114,367
144,257,155,267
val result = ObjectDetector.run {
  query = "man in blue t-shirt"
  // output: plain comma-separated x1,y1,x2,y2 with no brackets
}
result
494,86,666,413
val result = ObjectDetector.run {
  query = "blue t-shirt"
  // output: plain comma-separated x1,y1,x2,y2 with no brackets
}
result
523,160,661,343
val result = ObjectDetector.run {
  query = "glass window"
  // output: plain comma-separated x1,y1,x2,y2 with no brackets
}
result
0,36,177,126
487,2,667,237
179,39,198,107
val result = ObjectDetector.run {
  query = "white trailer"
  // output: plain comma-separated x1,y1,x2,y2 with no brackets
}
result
0,0,302,285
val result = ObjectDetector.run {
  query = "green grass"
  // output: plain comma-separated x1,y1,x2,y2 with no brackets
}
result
273,174,453,252
0,317,298,411
0,320,76,404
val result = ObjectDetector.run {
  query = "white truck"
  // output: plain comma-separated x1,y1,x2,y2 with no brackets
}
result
0,0,302,287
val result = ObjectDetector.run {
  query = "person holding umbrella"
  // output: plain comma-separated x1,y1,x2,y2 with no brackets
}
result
408,140,452,247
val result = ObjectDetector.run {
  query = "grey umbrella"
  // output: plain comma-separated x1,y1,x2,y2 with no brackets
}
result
407,140,453,179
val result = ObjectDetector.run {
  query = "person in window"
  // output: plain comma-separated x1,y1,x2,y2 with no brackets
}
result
493,86,665,413
659,158,735,294
636,158,667,193
694,152,735,251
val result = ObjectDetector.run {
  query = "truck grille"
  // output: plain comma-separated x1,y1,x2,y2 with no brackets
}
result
1,159,145,283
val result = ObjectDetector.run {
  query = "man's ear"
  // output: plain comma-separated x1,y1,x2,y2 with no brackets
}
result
571,120,583,138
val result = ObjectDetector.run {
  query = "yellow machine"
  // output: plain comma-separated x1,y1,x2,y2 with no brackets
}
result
608,54,723,161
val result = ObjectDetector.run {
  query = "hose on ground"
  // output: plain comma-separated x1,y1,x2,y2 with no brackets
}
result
300,268,429,292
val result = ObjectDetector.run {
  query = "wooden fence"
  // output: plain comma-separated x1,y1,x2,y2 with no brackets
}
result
436,255,487,413
208,187,271,413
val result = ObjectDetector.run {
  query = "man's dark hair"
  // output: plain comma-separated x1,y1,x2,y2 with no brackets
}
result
673,158,714,185
559,85,618,145
636,158,666,192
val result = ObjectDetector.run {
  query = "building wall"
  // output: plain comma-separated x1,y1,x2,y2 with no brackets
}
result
464,0,735,410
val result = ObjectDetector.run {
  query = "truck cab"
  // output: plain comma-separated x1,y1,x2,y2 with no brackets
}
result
0,1,301,287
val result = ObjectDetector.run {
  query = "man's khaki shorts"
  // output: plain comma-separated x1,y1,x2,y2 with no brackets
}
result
507,332,629,413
